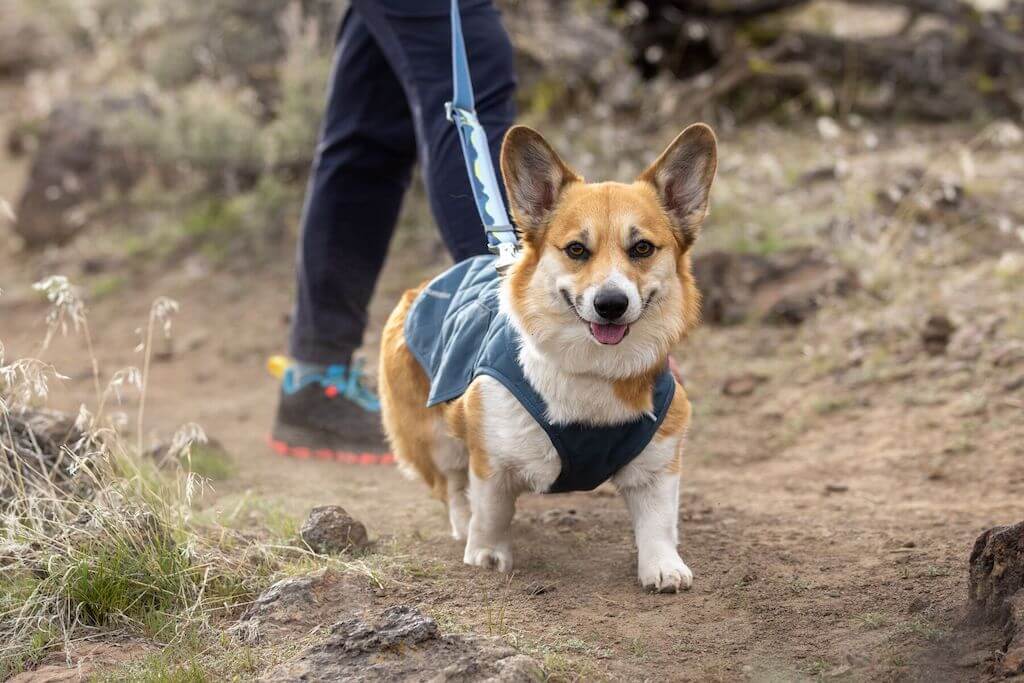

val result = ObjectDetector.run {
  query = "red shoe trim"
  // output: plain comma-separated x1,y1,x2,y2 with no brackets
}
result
267,435,393,465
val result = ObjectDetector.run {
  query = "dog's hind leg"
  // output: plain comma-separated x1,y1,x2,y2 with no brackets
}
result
379,285,447,500
433,422,470,540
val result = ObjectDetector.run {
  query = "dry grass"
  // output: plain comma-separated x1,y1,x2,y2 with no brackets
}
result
0,279,304,679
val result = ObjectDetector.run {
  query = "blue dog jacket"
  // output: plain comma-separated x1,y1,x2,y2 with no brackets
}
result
404,255,676,493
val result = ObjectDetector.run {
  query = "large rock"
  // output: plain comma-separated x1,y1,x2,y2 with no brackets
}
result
0,10,66,77
232,568,377,644
6,641,154,683
0,408,93,506
261,605,542,682
969,521,1024,676
300,505,370,554
13,95,154,248
692,248,858,325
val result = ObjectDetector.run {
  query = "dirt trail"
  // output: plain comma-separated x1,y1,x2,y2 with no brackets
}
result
2,122,1022,680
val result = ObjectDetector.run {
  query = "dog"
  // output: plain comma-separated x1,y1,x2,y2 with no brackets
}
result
379,123,717,592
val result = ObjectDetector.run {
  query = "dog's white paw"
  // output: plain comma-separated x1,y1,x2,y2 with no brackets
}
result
463,545,513,572
638,553,693,593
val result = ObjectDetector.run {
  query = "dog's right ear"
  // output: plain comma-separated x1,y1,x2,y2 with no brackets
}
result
500,126,580,239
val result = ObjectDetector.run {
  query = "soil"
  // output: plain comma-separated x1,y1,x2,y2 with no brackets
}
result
3,90,1023,679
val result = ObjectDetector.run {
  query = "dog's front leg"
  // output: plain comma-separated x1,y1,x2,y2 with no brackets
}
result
620,472,693,592
463,470,516,572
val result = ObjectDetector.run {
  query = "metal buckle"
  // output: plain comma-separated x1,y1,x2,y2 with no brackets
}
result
492,242,519,272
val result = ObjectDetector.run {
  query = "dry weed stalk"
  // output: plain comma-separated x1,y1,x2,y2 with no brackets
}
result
0,277,276,677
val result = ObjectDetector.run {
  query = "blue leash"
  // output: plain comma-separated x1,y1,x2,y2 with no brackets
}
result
446,0,519,270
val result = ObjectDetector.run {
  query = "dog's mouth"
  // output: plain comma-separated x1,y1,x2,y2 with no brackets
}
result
589,322,629,345
561,289,632,346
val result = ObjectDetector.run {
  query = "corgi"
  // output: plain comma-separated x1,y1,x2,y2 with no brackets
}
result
379,123,717,592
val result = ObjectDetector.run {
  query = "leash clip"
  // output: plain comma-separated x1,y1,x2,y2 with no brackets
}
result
491,241,519,272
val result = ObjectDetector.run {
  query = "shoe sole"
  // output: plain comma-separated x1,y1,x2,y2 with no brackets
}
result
267,434,395,465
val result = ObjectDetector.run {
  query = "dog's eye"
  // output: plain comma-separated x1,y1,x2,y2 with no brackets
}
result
629,240,655,258
565,242,589,260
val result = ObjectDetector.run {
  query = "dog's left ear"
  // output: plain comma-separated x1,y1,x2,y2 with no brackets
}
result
638,123,718,251
501,126,581,240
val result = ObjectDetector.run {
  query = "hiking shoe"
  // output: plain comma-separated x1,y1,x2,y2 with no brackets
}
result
269,359,393,464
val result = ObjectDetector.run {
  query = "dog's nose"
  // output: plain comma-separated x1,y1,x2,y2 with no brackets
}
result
593,289,629,321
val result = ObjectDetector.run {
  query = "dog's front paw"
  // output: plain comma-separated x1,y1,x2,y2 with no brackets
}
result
464,544,513,572
638,553,693,593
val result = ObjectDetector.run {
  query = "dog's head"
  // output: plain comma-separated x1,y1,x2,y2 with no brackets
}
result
499,124,717,378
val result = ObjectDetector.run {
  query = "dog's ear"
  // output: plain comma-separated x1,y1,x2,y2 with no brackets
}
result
500,126,580,239
638,123,717,251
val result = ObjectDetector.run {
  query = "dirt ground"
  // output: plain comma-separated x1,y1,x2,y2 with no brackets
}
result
3,83,1023,679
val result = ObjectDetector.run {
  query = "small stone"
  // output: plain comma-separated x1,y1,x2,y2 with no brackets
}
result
907,596,929,613
525,582,556,596
722,373,768,397
824,483,849,494
300,505,370,554
921,315,956,356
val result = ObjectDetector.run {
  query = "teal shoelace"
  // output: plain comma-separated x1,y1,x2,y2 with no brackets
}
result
324,361,381,413
283,361,381,413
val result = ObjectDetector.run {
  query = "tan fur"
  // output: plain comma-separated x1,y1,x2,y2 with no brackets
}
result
380,123,716,585
656,383,692,441
444,383,489,479
378,284,448,501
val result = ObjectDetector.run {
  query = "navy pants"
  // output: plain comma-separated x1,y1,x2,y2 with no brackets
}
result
289,0,517,365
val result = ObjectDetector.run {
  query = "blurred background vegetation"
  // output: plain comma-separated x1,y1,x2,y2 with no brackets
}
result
2,0,1021,269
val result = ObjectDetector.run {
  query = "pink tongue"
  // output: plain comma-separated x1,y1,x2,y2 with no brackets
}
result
590,322,628,345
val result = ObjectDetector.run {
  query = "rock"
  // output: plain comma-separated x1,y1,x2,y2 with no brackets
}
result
7,642,154,683
722,373,767,397
692,248,858,326
797,159,849,186
921,315,956,356
969,522,1024,613
300,505,370,554
525,582,556,596
260,606,542,682
13,94,154,248
968,521,1024,676
232,569,377,644
907,596,929,614
1,409,93,506
824,483,849,494
0,11,66,77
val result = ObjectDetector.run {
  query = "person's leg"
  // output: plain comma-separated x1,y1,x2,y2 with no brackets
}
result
273,10,416,459
289,10,417,367
352,0,517,261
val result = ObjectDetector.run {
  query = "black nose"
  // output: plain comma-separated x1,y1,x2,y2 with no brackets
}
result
593,289,629,321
